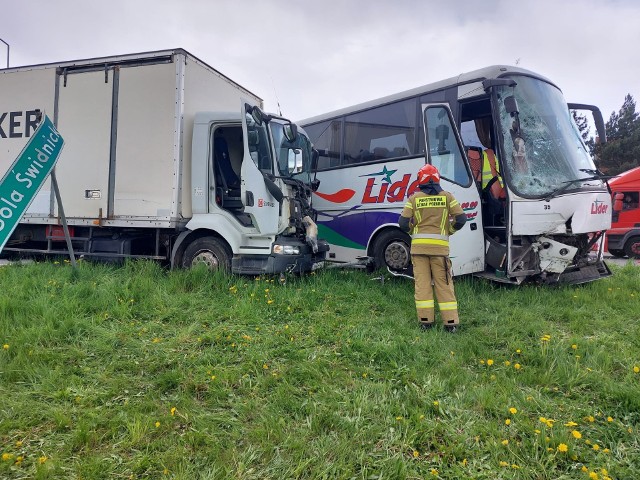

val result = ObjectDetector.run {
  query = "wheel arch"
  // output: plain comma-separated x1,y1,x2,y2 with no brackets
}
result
367,224,409,257
171,229,233,269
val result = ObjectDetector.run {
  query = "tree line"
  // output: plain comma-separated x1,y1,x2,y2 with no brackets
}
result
572,94,640,175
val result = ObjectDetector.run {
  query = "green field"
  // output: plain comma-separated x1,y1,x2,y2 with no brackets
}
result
1,260,639,479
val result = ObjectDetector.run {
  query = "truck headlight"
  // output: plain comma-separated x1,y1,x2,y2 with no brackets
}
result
273,244,300,255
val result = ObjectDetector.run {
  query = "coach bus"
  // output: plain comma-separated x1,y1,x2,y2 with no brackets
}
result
300,65,613,284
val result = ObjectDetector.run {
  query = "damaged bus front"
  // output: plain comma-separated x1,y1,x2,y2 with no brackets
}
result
482,73,612,284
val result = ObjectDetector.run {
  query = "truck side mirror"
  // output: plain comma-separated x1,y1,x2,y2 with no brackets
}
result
283,122,298,142
613,192,624,212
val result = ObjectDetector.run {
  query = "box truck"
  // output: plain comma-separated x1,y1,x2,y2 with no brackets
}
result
0,49,328,273
606,166,640,259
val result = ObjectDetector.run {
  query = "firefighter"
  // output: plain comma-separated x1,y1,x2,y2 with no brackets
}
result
399,164,467,332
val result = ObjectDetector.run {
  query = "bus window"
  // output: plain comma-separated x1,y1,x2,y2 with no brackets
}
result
423,105,471,186
304,120,342,170
343,99,418,165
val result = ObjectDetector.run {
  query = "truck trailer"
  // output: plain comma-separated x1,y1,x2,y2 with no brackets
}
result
0,49,328,273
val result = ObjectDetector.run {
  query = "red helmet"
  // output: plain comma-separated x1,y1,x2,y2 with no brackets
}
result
417,164,440,184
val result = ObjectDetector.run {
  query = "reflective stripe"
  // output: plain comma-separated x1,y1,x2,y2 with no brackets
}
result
412,233,448,240
438,301,458,311
412,238,449,246
404,201,413,210
450,199,459,207
416,300,435,308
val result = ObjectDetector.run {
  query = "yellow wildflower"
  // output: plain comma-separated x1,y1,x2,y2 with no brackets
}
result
571,430,582,439
433,400,439,406
487,359,494,366
430,468,438,476
412,450,419,458
155,421,161,428
505,419,511,425
2,453,14,461
589,472,598,480
592,444,600,451
571,344,578,350
501,439,509,445
509,407,517,415
499,461,509,467
2,344,8,350
607,416,613,422
170,407,177,416
38,456,48,464
634,366,639,373
514,363,521,370
557,443,568,452
564,421,578,427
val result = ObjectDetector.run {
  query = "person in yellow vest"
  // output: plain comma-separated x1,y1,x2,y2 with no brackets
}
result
399,164,467,332
481,148,505,201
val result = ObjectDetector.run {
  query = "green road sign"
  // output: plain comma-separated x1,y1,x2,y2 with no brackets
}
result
0,114,64,251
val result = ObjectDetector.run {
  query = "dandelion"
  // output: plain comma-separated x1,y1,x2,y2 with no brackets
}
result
2,453,14,461
499,461,509,467
582,466,589,472
634,366,639,373
589,472,598,480
2,344,8,350
564,421,578,427
163,468,169,475
15,456,23,465
511,464,520,469
487,359,494,366
15,441,22,447
587,416,595,422
571,430,582,439
607,416,613,422
571,344,578,350
504,360,511,366
509,407,517,415
592,444,600,451
211,375,216,380
433,400,439,406
516,349,521,354
603,448,610,453
505,419,511,425
412,450,419,458
514,363,521,370
263,364,269,369
155,421,161,428
557,443,568,452
170,407,177,416
152,337,161,343
430,468,438,476
396,416,403,421
38,456,48,464
461,458,468,466
501,439,509,445
541,334,551,342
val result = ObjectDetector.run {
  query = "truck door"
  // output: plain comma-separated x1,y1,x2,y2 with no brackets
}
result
55,69,113,218
240,101,280,235
422,103,485,275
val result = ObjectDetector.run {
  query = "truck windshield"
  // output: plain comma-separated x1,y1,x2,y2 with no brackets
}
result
495,76,602,198
270,120,314,184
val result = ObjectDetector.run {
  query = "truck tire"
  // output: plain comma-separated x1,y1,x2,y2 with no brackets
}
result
372,229,412,271
607,248,626,258
624,236,640,259
182,237,231,271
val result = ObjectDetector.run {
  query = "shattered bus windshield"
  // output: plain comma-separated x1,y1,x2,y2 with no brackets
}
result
495,76,602,198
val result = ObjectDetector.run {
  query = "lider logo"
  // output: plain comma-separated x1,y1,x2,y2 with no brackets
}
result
590,200,608,215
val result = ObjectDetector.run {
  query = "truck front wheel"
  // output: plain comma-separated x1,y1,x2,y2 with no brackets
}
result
624,236,640,259
182,237,231,271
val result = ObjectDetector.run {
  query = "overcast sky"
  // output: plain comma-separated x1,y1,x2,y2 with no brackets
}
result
2,0,639,131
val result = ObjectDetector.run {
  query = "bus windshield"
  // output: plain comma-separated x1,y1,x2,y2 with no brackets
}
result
495,76,602,198
270,119,314,184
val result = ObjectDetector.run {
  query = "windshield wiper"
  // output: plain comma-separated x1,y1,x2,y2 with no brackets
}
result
543,173,616,202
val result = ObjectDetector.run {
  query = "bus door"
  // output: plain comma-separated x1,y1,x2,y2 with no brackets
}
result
422,104,485,275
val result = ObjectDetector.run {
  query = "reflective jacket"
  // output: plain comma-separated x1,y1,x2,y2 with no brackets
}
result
400,190,464,256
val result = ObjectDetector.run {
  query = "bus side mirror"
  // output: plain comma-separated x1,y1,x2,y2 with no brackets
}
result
613,192,624,212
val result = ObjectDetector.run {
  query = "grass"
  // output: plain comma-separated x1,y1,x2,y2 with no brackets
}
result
0,259,639,479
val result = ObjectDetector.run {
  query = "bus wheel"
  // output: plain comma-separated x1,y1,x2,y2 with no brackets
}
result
624,236,640,259
182,237,231,271
373,230,411,271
